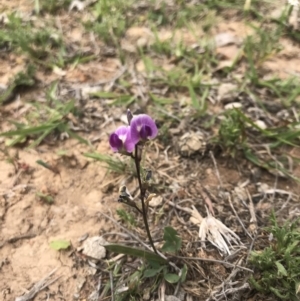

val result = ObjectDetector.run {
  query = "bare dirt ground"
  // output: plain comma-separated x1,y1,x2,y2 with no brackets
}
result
0,1,300,301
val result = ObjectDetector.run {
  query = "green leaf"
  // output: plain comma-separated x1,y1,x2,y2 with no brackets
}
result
275,261,288,277
161,226,182,253
36,192,54,204
0,124,59,137
188,82,200,110
180,264,188,283
49,239,71,251
149,93,174,105
105,244,167,264
270,286,289,299
90,91,120,98
164,273,180,284
143,266,164,278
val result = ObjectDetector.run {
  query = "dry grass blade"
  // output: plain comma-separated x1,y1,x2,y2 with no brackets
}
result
15,268,60,301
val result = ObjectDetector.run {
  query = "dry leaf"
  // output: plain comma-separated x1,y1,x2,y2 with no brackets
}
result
214,32,237,47
217,83,238,102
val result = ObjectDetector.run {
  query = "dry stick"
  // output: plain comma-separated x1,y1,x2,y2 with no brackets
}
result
15,268,60,301
0,233,37,249
272,165,279,202
168,201,193,215
134,145,158,254
245,232,258,264
246,189,257,235
100,212,180,273
109,271,114,301
245,189,258,263
199,185,215,216
206,258,250,301
209,151,223,187
227,195,253,240
215,283,250,300
101,212,149,250
95,274,102,300
175,255,253,273
159,282,166,301
276,193,293,214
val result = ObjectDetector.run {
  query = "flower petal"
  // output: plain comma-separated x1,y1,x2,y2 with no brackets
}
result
109,126,133,152
109,133,123,152
124,138,135,152
130,114,158,144
115,126,130,143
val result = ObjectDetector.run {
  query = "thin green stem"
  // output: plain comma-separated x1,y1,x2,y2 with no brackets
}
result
134,145,158,254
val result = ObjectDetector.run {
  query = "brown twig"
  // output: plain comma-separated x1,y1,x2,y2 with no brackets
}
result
209,151,223,187
227,195,252,239
109,270,114,301
246,189,257,235
15,268,60,301
174,255,253,273
0,233,37,249
206,257,251,301
199,185,215,216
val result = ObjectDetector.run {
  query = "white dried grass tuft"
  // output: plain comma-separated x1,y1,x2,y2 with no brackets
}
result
191,206,242,255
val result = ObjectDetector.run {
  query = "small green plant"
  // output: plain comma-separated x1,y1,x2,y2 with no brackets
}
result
84,153,132,175
217,108,300,179
34,0,71,14
0,14,63,65
116,209,137,227
143,261,187,285
243,24,283,86
0,82,87,147
250,212,300,300
85,0,134,45
0,65,36,104
218,109,247,157
36,192,54,204
161,226,182,254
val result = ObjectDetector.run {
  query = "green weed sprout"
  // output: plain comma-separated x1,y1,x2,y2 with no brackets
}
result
250,212,300,300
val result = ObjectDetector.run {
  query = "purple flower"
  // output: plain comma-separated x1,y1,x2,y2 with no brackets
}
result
109,126,135,153
130,114,158,144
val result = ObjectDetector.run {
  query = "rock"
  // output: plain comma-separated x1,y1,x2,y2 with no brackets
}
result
148,195,163,207
81,236,107,260
254,120,267,130
224,102,242,110
217,83,238,102
178,131,206,157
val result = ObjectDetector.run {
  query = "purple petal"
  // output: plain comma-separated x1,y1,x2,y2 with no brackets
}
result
124,137,135,152
130,114,158,144
115,125,130,139
140,125,152,139
109,126,134,152
109,133,123,152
